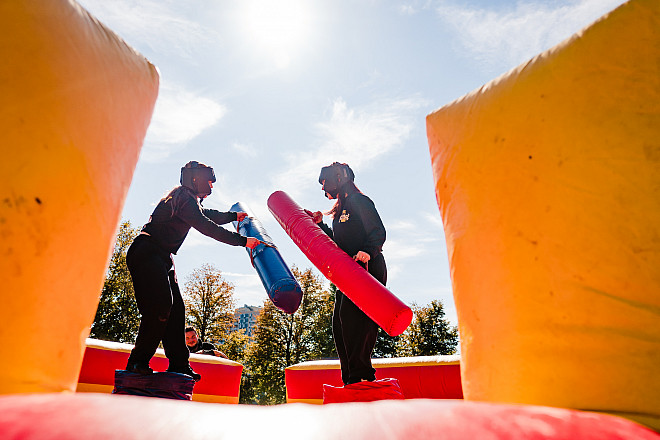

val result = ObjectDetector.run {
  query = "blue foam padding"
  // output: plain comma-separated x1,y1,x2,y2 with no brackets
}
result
231,202,303,314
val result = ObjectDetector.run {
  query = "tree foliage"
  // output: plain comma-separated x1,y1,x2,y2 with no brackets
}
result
401,300,459,356
181,263,258,403
308,283,336,360
90,221,140,343
374,330,401,358
183,263,236,343
217,329,256,404
244,301,287,404
218,329,252,364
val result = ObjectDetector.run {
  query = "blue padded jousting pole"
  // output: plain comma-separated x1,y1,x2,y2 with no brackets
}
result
230,202,303,314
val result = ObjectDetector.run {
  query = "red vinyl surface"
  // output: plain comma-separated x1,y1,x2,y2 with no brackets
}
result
0,393,657,440
286,357,463,402
77,339,242,402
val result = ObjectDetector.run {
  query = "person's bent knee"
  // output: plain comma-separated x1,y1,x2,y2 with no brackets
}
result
157,307,172,322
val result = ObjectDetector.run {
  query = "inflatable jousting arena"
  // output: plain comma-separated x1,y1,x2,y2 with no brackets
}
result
0,0,658,438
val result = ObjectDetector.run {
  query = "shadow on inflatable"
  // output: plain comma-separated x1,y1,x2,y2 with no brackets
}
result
0,0,658,438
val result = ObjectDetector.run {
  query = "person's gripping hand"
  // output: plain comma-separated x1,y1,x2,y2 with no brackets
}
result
353,251,370,264
245,237,261,249
236,212,248,223
304,209,323,224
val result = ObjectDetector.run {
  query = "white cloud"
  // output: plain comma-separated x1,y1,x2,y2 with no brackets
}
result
387,262,403,279
382,211,447,263
77,0,216,58
231,141,258,158
384,239,425,261
399,5,417,15
388,220,417,231
315,98,416,162
178,229,214,249
435,0,627,72
224,272,262,284
422,211,444,229
274,96,422,197
398,0,433,16
224,272,268,308
141,82,227,161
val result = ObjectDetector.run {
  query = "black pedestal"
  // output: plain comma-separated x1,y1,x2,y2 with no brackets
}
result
113,370,195,400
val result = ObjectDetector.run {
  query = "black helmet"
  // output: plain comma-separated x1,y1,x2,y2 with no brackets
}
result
319,162,354,198
180,161,216,198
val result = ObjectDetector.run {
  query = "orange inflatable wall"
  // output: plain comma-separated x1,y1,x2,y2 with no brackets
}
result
285,356,463,404
0,0,158,394
426,0,659,431
77,339,243,404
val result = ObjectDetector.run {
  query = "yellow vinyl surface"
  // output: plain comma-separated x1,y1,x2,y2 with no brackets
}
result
427,0,659,430
0,0,158,394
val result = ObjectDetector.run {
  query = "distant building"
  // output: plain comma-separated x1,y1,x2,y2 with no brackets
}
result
232,304,262,337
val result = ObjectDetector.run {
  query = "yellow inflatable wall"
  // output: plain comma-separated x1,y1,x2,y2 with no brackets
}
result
0,0,158,393
427,0,659,430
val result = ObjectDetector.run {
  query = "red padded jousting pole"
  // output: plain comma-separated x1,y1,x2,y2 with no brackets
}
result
267,190,412,336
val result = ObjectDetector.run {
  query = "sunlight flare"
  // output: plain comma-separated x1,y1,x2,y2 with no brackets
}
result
239,0,314,69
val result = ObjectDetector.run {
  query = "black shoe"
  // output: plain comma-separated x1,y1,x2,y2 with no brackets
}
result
167,365,201,382
126,362,153,375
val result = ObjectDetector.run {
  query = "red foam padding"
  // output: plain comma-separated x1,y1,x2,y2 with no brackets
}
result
0,393,657,439
267,190,412,336
323,378,405,403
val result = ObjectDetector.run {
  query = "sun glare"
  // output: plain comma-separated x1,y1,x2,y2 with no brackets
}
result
240,0,314,69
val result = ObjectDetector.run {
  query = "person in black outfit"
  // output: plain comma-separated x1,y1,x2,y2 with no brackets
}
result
125,161,259,381
185,326,228,359
307,162,386,385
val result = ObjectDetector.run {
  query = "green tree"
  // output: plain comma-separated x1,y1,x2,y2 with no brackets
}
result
373,330,401,358
217,329,256,404
90,220,140,343
183,264,236,343
218,328,252,364
244,267,333,404
308,283,336,360
403,300,459,356
244,301,286,404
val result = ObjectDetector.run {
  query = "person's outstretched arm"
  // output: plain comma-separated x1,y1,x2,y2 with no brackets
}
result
305,209,334,239
177,195,248,246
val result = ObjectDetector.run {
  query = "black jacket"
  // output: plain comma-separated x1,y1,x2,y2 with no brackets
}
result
187,340,216,354
319,192,386,259
141,186,247,254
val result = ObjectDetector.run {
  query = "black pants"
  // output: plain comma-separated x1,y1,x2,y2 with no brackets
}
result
333,252,387,385
126,235,189,369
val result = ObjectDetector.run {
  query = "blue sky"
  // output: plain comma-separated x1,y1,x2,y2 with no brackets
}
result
78,0,626,326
